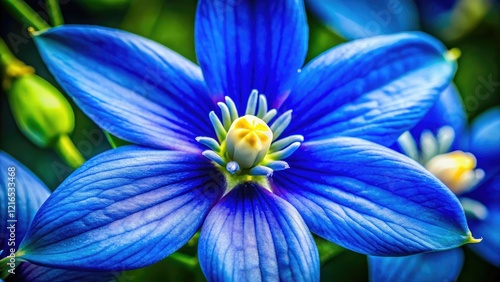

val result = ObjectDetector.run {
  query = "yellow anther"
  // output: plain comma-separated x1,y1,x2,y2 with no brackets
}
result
226,115,273,169
425,151,484,194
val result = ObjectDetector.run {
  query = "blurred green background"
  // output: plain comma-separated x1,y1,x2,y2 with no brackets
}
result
1,0,499,281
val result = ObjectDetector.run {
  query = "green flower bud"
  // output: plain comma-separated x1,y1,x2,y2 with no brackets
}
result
7,74,75,147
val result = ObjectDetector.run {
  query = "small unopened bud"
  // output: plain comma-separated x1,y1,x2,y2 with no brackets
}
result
7,74,75,147
226,115,273,169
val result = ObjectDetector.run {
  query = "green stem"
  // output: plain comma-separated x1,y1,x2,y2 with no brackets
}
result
2,0,51,31
315,236,346,266
46,0,63,26
168,252,198,269
0,38,17,68
0,255,24,280
0,257,11,279
53,134,85,169
1,268,9,280
0,37,33,89
0,256,8,268
319,245,345,266
103,131,118,149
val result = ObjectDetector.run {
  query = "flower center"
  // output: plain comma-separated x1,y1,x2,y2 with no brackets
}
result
197,90,303,177
397,126,484,195
425,151,484,194
226,115,273,169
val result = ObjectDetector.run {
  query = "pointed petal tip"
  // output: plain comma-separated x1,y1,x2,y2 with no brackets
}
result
468,234,483,244
32,25,68,40
29,26,41,37
445,48,462,62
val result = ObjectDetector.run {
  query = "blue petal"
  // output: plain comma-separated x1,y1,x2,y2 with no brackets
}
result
305,0,420,40
368,248,464,282
198,182,319,282
195,0,308,110
7,263,116,282
18,146,224,270
468,106,500,171
34,25,215,152
0,152,50,257
390,84,466,153
282,32,456,147
467,207,500,267
272,137,474,255
410,84,466,146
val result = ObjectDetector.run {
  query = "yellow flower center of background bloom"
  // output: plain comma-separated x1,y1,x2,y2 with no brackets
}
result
425,151,484,194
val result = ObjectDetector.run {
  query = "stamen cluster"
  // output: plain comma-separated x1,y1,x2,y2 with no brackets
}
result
197,90,303,176
397,126,484,194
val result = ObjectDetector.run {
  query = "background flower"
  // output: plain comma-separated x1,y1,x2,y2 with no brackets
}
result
302,2,499,278
369,89,500,281
305,0,492,41
0,152,116,282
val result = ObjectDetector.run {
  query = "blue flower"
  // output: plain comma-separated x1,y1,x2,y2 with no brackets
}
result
369,87,500,281
15,0,477,280
0,152,116,282
306,0,489,41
